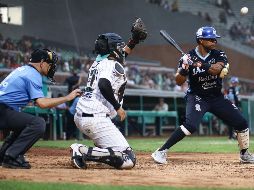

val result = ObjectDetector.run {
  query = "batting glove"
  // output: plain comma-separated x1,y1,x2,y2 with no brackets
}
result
182,54,193,65
219,63,229,78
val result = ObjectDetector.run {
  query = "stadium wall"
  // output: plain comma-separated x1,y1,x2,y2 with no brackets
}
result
0,0,207,51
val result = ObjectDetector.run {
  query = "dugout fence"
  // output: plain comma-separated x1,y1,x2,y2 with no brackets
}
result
240,95,254,134
49,86,254,136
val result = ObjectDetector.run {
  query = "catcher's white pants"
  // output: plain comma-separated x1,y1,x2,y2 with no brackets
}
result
74,113,130,152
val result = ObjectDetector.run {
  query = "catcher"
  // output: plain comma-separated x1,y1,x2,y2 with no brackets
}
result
70,18,147,169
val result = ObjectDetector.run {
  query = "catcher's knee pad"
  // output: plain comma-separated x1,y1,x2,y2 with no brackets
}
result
98,148,124,169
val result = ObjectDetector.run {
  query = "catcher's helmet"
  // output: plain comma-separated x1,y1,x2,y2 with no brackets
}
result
196,26,221,39
94,33,125,62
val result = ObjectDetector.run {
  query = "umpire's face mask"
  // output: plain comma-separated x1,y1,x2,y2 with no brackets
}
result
46,51,58,83
47,63,57,83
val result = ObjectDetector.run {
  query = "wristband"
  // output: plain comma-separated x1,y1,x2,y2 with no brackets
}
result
202,63,211,71
179,68,189,76
114,103,121,111
127,38,139,49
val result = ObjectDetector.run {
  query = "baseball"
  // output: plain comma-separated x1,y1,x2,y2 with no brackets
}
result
240,7,248,15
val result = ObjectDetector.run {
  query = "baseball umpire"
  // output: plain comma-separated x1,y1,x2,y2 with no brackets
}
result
225,76,240,140
0,49,81,169
70,18,147,169
152,26,254,164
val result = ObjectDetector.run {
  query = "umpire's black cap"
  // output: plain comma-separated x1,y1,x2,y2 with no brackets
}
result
30,49,49,63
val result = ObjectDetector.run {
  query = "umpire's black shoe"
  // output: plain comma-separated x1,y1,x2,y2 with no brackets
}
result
0,153,4,166
2,155,31,169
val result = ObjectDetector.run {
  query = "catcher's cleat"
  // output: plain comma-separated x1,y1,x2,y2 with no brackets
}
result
240,150,254,164
70,143,87,169
151,149,168,164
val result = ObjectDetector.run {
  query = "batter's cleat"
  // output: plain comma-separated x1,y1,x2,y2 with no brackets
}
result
70,143,87,169
2,155,31,169
240,150,254,164
151,149,168,164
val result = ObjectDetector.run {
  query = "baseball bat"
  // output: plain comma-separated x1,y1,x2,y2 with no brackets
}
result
160,30,193,65
160,30,185,55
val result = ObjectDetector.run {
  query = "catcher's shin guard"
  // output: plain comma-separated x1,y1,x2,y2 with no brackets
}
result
79,146,135,169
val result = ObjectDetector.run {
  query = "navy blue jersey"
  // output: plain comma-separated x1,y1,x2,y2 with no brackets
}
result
178,47,228,98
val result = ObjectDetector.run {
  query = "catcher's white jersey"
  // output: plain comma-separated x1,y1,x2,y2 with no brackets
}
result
74,58,129,150
76,58,127,118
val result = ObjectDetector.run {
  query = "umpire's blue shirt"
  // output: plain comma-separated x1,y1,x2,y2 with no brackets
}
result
0,65,44,111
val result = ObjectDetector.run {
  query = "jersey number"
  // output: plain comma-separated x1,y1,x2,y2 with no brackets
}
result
83,68,98,98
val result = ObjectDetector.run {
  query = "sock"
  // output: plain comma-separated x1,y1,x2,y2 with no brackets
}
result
240,148,248,155
159,127,186,151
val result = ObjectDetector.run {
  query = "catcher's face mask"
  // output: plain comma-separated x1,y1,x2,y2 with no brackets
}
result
113,42,126,65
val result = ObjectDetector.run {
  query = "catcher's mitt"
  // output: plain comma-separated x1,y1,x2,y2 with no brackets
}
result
131,18,147,43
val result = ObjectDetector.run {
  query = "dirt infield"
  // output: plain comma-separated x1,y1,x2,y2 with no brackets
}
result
1,148,254,188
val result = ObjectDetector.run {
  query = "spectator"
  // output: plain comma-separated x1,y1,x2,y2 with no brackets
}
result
204,12,212,23
171,0,179,12
161,0,171,11
84,58,93,73
63,61,70,72
55,93,68,139
219,11,227,24
153,98,169,135
215,0,223,7
142,74,155,89
66,97,80,140
64,70,82,93
225,77,240,140
222,0,234,16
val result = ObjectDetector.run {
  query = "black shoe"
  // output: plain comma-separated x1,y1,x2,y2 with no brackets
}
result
2,155,31,169
0,153,4,166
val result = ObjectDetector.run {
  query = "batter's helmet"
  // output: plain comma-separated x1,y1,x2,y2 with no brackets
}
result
95,33,125,55
196,26,221,39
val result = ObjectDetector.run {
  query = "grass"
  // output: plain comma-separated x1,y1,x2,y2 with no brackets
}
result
1,136,254,190
0,180,253,190
33,136,254,153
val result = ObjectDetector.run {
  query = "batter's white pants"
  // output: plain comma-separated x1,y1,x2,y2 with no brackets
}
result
74,113,130,152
